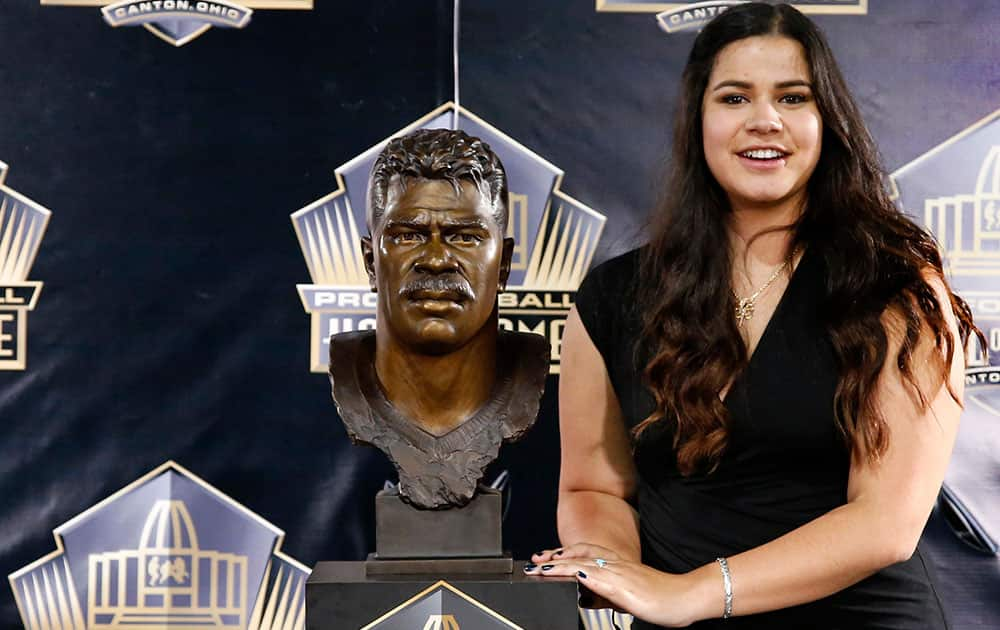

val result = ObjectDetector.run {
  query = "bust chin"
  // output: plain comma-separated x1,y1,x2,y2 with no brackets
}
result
328,329,549,509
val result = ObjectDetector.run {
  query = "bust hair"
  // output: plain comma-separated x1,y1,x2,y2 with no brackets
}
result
637,2,984,474
367,128,509,232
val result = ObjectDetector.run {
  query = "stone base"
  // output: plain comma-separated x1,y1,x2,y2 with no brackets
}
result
307,561,579,630
365,552,513,576
375,487,502,559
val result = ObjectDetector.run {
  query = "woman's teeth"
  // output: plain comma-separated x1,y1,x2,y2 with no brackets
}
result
741,149,785,159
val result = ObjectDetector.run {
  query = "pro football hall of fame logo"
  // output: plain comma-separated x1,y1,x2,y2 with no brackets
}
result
360,581,522,629
595,0,867,34
40,0,312,47
891,108,1000,550
9,461,310,630
0,161,51,372
291,102,607,375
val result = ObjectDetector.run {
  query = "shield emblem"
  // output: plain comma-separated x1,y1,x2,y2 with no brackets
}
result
890,109,1000,554
143,19,214,47
8,461,311,630
99,0,254,47
291,102,607,374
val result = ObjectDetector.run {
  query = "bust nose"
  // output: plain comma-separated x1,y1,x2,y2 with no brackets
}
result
414,236,459,273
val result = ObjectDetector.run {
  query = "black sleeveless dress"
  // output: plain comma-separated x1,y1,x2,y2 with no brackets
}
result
573,247,949,630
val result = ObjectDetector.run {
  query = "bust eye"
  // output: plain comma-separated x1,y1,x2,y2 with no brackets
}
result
446,233,483,245
393,232,425,244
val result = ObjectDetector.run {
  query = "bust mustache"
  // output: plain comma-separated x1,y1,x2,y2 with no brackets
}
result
400,273,475,303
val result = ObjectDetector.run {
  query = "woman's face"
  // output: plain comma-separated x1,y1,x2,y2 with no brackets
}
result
701,35,822,215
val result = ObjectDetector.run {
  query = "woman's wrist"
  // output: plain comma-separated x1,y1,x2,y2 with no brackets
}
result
681,561,732,623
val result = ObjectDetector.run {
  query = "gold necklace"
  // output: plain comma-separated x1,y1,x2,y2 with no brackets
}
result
732,252,794,326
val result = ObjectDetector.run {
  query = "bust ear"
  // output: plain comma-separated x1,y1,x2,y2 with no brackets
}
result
499,237,515,290
361,236,377,292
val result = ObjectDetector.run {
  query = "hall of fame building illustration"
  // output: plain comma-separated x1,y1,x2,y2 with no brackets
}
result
900,145,1000,279
39,0,312,47
9,461,310,630
291,102,607,375
0,161,51,371
86,500,249,629
890,108,1000,374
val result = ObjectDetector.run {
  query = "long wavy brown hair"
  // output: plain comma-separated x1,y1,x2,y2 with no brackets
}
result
637,3,984,474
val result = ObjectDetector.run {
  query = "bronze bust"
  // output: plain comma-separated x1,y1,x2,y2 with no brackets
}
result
328,129,549,510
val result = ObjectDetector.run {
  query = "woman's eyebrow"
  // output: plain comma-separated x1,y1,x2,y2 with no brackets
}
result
711,79,752,91
775,79,812,89
710,79,813,91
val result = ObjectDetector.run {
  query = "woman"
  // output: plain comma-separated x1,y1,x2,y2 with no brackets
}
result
524,3,983,629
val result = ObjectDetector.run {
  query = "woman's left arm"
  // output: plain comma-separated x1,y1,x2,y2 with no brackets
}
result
537,278,967,627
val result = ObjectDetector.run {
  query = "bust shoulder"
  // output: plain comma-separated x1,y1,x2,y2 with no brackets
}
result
496,330,550,439
328,330,379,445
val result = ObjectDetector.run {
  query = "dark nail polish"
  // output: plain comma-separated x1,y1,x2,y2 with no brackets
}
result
535,550,545,557
577,570,588,579
554,549,564,557
523,563,537,571
541,564,554,571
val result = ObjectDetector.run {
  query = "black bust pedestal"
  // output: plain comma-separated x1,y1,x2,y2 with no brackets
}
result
307,488,578,628
306,562,578,629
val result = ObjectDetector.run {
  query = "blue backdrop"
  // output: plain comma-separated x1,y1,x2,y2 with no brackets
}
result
1,1,997,628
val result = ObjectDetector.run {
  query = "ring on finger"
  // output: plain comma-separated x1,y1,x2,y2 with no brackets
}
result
595,558,608,568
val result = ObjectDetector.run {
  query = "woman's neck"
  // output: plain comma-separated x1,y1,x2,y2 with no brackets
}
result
727,200,802,266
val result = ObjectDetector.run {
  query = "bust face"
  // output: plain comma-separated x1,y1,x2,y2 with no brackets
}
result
363,177,512,355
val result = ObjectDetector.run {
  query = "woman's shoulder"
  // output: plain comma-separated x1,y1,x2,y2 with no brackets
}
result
575,246,647,346
588,246,644,276
578,247,645,296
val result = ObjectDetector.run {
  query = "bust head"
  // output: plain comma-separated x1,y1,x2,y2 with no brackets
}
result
362,129,514,356
329,129,549,509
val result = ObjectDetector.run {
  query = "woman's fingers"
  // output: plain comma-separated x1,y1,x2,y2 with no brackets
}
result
530,543,620,564
524,558,636,614
570,563,628,613
523,557,623,578
575,567,622,602
529,547,562,563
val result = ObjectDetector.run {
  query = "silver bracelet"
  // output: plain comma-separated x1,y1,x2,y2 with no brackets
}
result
716,557,733,619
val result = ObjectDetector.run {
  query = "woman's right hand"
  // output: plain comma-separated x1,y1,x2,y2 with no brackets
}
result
529,543,623,610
